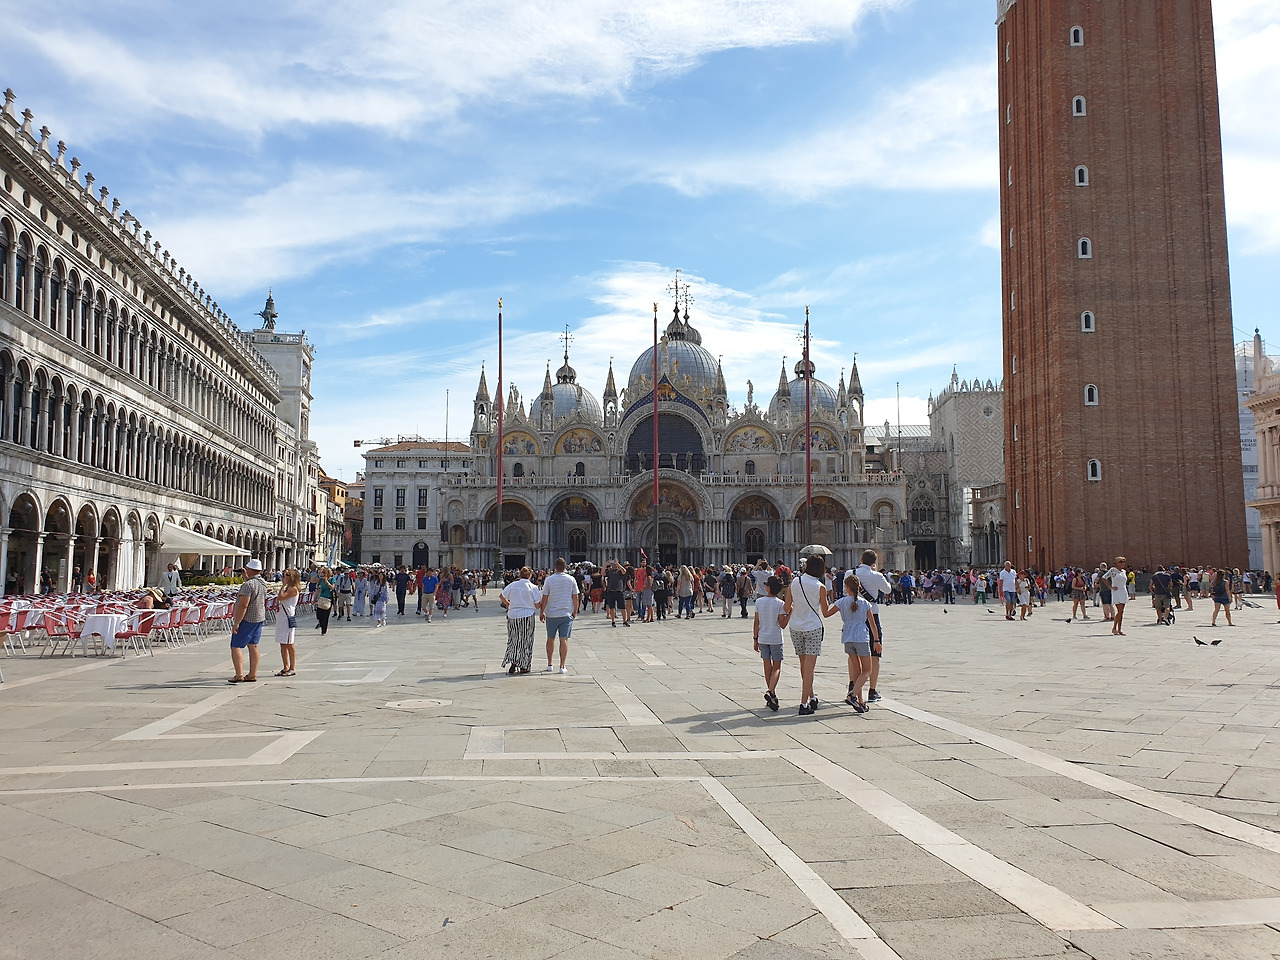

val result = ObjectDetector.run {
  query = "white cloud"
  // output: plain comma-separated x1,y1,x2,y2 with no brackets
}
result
7,1,901,138
1215,1,1280,252
651,61,998,197
146,166,573,294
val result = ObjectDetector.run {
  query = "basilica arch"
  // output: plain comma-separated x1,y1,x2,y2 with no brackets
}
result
623,410,710,474
730,494,782,564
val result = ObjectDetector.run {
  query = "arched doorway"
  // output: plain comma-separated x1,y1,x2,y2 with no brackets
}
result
5,493,41,595
412,540,430,569
74,503,98,590
44,499,73,592
794,496,850,552
485,501,534,571
100,508,122,590
630,482,700,567
730,494,781,565
550,495,600,565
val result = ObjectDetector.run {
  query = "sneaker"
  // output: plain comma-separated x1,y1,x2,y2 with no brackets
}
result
798,703,814,716
765,691,779,711
544,664,555,672
809,696,818,712
867,690,882,703
559,667,569,675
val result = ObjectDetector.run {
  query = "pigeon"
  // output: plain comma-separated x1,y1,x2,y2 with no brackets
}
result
1193,637,1206,645
1211,638,1222,646
944,609,949,614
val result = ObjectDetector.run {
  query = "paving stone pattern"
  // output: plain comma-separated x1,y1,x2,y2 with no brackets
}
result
2,595,1279,959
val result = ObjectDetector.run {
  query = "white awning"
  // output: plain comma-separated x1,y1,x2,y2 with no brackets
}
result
160,522,250,556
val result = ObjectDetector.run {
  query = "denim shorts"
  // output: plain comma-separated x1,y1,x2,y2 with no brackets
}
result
545,615,574,639
844,640,871,657
230,620,263,649
758,642,783,661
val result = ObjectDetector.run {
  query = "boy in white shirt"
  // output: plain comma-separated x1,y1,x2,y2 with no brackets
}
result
752,575,790,712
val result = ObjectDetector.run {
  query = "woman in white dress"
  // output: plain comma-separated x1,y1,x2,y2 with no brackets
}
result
275,568,301,677
353,571,368,618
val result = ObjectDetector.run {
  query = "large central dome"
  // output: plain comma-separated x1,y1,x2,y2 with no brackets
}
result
627,309,719,401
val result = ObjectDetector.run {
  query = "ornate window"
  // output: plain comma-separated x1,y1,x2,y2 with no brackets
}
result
910,497,936,523
575,461,585,477
745,459,756,476
568,528,588,554
512,462,524,478
744,527,765,556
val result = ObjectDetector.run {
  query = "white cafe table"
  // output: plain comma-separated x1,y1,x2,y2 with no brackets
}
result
80,613,131,654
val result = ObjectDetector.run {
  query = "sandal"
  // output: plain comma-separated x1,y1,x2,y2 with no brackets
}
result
228,676,245,683
243,676,257,682
275,670,289,677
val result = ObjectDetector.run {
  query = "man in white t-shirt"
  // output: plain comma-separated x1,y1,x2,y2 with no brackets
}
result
1106,557,1129,636
752,560,772,598
539,557,580,674
998,561,1018,620
855,550,894,703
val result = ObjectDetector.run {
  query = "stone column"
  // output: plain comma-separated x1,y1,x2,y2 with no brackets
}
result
61,536,76,593
1264,523,1277,583
31,533,46,595
2,241,15,304
0,527,9,595
88,537,101,589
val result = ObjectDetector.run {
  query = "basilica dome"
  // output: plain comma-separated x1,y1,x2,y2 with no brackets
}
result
549,357,603,423
627,312,720,400
769,360,839,418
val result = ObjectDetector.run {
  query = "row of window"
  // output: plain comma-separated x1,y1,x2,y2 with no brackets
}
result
0,355,273,514
371,458,469,469
0,223,274,455
370,516,432,531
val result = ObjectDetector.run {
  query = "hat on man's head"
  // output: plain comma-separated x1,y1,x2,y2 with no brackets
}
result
246,559,264,571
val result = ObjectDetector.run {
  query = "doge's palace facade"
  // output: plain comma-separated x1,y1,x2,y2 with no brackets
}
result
0,90,279,592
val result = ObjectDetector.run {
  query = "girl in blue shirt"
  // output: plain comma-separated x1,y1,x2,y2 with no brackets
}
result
829,573,880,713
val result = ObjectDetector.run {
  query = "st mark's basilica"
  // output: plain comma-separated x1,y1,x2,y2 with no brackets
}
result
436,296,916,573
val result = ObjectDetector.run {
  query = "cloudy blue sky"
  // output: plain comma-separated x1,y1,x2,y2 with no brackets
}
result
3,0,1277,480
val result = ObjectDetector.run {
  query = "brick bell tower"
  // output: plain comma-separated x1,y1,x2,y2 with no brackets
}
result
997,0,1247,571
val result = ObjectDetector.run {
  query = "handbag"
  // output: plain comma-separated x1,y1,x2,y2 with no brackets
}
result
317,597,332,611
286,614,298,628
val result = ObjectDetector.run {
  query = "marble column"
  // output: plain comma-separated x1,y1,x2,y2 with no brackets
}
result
0,527,9,595
61,536,76,593
31,533,46,594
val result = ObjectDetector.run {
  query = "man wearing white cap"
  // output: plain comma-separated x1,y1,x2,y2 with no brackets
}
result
229,559,268,683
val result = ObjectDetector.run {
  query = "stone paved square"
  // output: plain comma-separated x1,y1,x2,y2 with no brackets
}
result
2,597,1279,959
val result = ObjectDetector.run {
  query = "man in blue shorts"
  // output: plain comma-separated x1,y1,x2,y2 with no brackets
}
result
539,558,580,674
229,559,268,683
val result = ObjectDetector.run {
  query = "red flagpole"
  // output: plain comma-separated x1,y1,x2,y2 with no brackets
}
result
804,306,813,547
496,298,504,567
652,302,659,565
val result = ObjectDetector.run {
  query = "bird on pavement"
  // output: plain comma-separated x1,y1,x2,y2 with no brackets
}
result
1193,636,1206,645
